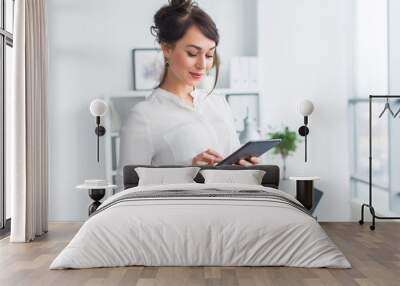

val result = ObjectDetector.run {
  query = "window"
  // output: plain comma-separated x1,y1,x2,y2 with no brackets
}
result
1,0,14,233
349,97,400,214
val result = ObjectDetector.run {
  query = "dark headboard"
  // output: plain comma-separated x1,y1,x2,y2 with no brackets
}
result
123,165,280,189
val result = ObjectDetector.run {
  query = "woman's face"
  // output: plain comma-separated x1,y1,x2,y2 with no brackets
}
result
162,25,216,86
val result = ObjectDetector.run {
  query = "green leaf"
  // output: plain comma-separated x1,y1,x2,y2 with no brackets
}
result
267,126,301,158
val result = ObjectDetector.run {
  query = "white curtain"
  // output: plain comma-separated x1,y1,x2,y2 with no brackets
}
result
8,0,48,242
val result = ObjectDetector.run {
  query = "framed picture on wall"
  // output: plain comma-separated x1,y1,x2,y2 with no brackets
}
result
226,93,260,132
132,48,164,90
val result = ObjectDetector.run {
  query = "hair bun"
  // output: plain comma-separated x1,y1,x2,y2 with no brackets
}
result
169,0,196,14
151,0,218,46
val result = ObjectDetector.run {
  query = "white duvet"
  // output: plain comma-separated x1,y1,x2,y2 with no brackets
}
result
50,183,351,269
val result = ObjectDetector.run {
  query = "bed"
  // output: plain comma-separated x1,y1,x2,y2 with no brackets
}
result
50,165,350,269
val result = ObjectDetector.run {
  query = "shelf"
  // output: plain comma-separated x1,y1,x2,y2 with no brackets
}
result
104,88,259,99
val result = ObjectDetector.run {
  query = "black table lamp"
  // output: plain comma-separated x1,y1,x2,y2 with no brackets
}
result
89,99,108,162
298,100,314,162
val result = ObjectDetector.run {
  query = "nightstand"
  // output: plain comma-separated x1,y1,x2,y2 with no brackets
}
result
76,180,117,215
289,176,320,210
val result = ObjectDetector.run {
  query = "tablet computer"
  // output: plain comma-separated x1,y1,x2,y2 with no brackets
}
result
216,139,282,166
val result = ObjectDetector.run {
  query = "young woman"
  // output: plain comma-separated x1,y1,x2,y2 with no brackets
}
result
119,0,260,170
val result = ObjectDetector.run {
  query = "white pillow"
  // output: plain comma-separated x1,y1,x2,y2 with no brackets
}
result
200,169,266,185
135,167,200,186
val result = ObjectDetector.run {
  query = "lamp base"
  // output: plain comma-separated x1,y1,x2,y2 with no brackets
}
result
88,188,106,215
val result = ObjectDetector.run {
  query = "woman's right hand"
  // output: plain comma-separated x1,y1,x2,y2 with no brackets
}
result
192,149,224,166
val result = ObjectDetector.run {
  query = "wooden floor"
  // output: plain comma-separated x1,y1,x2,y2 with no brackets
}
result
0,222,399,286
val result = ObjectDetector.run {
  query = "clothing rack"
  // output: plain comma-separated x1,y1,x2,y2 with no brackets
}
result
359,95,400,230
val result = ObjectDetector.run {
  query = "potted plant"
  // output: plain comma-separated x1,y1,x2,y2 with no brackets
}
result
268,126,300,179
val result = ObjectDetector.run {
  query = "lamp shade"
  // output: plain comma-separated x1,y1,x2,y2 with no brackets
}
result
299,100,314,116
89,99,108,117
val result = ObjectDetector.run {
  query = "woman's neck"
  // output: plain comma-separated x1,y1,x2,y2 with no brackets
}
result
160,72,194,103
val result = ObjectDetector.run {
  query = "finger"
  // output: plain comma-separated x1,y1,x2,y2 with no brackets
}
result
202,152,222,162
250,156,260,164
201,152,220,164
193,151,220,165
206,149,224,160
238,159,251,166
192,154,208,165
194,160,208,166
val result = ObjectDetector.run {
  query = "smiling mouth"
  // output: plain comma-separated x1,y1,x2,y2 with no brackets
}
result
189,72,204,80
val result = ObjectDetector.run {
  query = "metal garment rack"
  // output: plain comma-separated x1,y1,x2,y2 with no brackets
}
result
359,95,400,230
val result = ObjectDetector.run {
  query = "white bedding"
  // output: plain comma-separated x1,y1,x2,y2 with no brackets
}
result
50,183,351,269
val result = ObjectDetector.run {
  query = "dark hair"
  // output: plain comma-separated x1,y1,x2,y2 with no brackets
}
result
151,0,220,93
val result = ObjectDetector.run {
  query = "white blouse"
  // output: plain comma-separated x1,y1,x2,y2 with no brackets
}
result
117,87,240,175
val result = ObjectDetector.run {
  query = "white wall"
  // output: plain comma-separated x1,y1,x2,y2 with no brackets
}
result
257,0,354,221
354,0,388,97
387,0,400,213
47,0,257,221
389,0,400,93
350,0,390,219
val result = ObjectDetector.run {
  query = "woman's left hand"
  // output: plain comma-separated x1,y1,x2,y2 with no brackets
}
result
238,156,261,166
